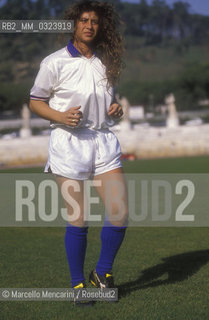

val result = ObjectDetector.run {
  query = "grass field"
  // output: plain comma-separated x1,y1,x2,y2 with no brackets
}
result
0,156,209,320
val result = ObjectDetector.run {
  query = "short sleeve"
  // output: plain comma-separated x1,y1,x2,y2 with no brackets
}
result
30,62,56,101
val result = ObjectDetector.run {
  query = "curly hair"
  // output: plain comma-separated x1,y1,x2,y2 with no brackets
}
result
64,0,124,87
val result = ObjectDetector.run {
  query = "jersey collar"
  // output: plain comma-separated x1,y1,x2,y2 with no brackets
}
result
67,40,81,57
67,40,96,58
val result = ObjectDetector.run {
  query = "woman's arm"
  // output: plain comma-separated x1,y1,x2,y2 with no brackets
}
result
29,100,82,127
29,100,62,122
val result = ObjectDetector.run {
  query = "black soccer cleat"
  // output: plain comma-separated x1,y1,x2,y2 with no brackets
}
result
89,269,115,289
73,282,94,307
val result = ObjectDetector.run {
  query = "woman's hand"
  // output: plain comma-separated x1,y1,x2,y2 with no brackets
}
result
108,103,123,119
59,106,83,127
29,101,83,126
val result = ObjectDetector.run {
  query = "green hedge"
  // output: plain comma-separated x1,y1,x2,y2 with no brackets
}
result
0,82,32,113
118,63,209,111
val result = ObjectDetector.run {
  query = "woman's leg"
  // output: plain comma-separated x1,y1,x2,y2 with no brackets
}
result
55,175,88,287
93,168,128,276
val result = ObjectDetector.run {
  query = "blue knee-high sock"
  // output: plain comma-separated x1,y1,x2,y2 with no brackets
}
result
96,220,127,276
65,224,88,287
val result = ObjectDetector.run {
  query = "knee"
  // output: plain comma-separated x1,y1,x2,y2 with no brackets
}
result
106,204,128,227
104,212,129,228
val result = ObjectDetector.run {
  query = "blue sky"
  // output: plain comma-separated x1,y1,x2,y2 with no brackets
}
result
123,0,209,16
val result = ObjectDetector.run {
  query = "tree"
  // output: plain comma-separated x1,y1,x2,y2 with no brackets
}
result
172,1,191,40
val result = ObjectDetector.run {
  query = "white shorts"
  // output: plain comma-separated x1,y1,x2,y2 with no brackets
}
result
44,126,122,180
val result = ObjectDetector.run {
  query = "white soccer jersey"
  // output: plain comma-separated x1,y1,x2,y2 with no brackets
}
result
30,40,116,129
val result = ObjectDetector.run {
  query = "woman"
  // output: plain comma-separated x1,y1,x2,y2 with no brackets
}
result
29,0,128,306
